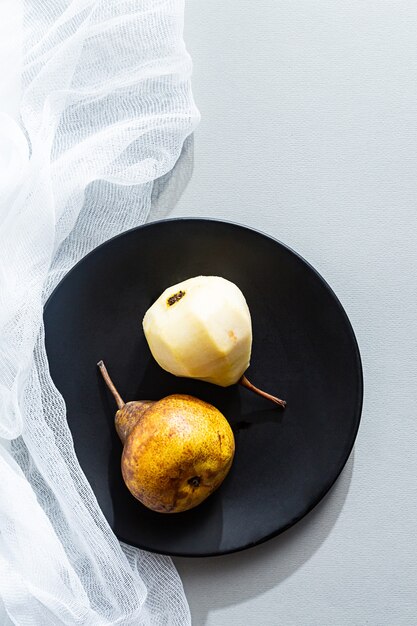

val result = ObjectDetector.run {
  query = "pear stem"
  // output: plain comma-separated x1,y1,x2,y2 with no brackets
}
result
97,360,125,409
239,375,286,409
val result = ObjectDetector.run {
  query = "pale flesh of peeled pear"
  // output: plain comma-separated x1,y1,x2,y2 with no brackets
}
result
142,276,286,407
143,276,252,386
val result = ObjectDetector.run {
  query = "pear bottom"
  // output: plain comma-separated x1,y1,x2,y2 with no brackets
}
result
121,394,235,513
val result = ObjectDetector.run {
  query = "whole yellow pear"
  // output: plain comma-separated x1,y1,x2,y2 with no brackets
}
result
98,361,235,513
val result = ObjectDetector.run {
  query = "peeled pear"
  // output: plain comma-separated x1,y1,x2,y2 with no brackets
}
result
98,360,235,513
143,276,286,407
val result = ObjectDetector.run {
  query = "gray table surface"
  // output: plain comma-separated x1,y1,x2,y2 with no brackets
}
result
171,2,417,625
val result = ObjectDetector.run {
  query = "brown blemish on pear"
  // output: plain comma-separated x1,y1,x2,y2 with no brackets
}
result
167,290,186,306
97,360,235,513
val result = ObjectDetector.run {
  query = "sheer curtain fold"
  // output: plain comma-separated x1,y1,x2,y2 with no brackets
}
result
0,1,199,623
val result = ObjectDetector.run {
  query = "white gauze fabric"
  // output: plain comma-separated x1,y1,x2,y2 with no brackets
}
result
0,1,199,624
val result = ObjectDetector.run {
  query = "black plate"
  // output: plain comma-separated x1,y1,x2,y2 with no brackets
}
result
44,218,363,557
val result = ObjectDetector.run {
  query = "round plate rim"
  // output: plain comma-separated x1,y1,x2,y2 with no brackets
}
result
44,217,364,557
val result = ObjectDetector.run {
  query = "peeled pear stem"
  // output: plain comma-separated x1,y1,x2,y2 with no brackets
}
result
239,375,286,409
97,360,125,409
